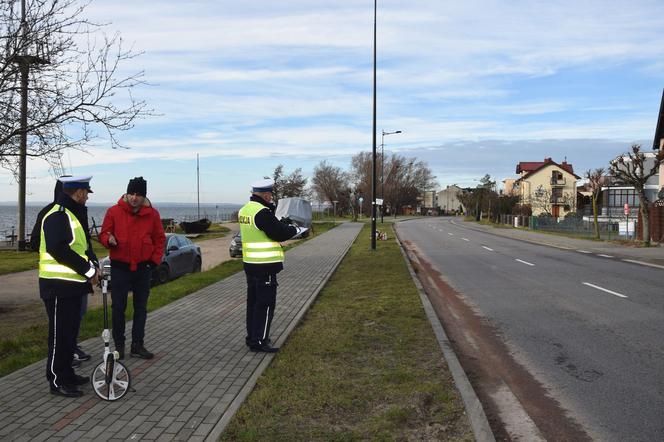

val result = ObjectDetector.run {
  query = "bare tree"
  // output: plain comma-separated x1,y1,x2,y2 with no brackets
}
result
282,168,308,199
352,152,436,217
311,160,348,215
610,144,664,245
271,164,284,201
585,168,605,239
0,0,150,173
529,187,575,217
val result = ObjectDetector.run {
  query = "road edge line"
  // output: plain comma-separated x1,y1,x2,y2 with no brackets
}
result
394,224,495,442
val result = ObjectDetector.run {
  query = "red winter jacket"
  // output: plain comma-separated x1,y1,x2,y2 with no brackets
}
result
100,196,166,271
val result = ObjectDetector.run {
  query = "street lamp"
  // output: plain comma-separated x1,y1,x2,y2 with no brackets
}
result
371,0,378,250
332,200,338,224
381,130,402,223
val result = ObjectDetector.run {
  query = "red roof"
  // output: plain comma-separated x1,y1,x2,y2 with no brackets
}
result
516,157,577,175
515,157,580,181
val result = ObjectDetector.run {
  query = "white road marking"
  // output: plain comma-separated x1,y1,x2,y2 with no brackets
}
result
515,259,535,266
482,246,494,251
622,259,664,270
577,250,592,254
597,254,614,258
582,282,628,299
462,238,470,241
448,232,454,236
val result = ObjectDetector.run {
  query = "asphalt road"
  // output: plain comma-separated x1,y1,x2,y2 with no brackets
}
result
397,217,664,442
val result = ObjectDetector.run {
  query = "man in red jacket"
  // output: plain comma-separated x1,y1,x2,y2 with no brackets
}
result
100,177,166,359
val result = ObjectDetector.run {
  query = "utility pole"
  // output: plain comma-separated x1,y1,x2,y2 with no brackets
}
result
371,0,377,250
11,0,50,250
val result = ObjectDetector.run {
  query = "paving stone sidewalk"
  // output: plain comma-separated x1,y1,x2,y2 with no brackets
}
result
0,222,362,442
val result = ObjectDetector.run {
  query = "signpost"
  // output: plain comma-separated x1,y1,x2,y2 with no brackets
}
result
624,203,630,237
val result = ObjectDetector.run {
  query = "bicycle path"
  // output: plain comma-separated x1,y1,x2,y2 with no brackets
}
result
0,222,362,441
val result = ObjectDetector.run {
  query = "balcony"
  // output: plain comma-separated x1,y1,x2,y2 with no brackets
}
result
550,177,566,186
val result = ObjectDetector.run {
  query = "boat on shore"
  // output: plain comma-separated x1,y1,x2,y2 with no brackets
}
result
179,218,211,234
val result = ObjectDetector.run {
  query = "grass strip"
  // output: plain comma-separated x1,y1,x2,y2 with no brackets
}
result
0,222,336,377
221,223,473,441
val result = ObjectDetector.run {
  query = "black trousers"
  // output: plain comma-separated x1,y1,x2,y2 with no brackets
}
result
245,273,278,346
43,295,82,388
111,266,151,347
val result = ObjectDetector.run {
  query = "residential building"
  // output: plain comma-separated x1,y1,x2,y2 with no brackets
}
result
437,185,465,214
512,157,580,217
502,178,518,196
602,152,661,217
654,89,664,190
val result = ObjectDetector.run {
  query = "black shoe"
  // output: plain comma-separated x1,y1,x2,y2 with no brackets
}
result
50,384,84,398
73,346,91,362
246,337,271,346
71,358,81,368
130,343,154,359
249,343,279,353
72,374,90,386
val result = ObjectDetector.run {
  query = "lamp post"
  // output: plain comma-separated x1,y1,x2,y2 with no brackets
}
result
332,200,338,224
371,0,378,250
380,130,401,223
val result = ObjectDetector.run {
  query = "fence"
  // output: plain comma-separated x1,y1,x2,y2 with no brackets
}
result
498,213,629,240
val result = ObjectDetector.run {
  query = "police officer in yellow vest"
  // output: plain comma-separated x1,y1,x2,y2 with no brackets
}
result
39,176,99,397
239,179,302,353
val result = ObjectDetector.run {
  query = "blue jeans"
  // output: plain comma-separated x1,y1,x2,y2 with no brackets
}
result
111,266,151,347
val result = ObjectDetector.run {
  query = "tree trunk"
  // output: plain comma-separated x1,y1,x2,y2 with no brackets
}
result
640,203,650,246
592,195,599,239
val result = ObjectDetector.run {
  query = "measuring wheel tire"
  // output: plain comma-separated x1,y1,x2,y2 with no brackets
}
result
91,360,131,401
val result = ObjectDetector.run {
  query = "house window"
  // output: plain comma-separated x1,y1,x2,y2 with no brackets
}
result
607,189,640,207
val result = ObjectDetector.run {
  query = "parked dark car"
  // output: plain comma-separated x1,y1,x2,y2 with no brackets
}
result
100,233,202,286
229,231,242,258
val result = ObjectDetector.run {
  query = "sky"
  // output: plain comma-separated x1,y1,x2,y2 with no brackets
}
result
2,0,664,204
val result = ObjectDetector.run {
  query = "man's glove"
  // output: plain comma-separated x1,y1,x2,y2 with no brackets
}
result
280,216,293,225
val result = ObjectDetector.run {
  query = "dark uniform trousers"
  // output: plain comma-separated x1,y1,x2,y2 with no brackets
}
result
43,295,82,388
111,266,151,347
246,273,278,346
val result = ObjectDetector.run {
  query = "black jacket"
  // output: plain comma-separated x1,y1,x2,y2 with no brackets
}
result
29,180,64,252
243,195,297,275
38,193,98,300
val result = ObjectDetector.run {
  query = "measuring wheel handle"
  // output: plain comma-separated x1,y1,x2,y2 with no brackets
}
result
90,275,132,401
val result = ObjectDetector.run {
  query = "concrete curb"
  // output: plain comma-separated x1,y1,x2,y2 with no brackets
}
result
394,224,495,442
205,224,362,441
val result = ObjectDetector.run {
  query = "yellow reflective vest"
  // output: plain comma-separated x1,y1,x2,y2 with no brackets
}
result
39,205,88,282
238,201,285,264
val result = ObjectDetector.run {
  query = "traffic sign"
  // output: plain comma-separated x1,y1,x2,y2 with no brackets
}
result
375,198,383,205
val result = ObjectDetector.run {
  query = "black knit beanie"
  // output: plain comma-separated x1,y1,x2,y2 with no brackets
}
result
127,177,147,197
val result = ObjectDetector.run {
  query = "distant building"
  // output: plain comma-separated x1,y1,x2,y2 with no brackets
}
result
513,157,580,217
419,190,438,215
437,185,465,214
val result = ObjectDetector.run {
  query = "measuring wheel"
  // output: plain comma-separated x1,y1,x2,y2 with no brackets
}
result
90,357,131,401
